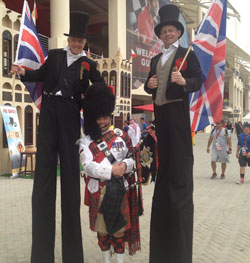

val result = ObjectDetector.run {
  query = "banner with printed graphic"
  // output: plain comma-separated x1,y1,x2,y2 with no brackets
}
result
0,106,25,177
126,0,189,89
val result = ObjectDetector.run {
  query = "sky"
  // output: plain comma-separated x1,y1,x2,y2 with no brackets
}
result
226,0,250,55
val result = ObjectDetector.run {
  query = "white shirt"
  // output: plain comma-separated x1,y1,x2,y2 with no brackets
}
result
161,40,179,66
127,125,141,147
77,131,134,193
55,46,86,96
211,128,231,152
63,45,86,67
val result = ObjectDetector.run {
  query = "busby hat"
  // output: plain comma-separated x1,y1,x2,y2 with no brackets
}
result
154,5,184,38
64,11,89,38
83,83,116,141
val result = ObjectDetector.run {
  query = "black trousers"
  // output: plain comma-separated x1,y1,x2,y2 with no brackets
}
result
150,102,194,263
31,95,83,263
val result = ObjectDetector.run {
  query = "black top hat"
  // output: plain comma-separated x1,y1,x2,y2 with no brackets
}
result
83,82,116,141
154,5,184,38
64,11,89,38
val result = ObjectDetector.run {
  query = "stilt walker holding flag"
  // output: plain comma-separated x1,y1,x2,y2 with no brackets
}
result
10,8,104,263
144,4,202,263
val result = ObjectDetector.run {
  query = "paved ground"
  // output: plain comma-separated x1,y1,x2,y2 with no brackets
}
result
1,133,250,263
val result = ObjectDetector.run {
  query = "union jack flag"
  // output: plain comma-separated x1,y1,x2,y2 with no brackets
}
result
15,0,47,110
190,0,227,131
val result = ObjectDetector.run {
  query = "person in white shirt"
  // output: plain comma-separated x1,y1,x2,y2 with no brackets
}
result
207,120,232,179
127,119,141,147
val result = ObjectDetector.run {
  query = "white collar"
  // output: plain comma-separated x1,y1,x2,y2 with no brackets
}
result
101,128,111,135
63,45,86,58
162,40,179,53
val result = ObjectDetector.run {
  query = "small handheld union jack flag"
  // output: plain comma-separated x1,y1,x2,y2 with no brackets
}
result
15,0,47,110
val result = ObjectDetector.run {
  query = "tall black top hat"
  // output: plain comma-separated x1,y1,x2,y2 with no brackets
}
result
83,83,116,141
64,11,89,38
154,5,184,38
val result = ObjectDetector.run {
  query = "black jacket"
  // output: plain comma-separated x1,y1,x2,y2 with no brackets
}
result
21,48,104,98
144,46,202,101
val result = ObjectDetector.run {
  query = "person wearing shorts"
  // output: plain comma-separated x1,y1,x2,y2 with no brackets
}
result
207,120,232,179
236,123,250,184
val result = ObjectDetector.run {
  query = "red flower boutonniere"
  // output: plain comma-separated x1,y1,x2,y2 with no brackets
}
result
108,85,114,94
175,57,187,71
80,62,90,80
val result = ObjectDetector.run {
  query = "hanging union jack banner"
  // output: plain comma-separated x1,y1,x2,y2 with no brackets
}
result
15,0,47,110
190,0,227,131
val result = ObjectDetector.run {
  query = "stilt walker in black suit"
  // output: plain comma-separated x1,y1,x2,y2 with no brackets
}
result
144,5,202,263
11,11,104,263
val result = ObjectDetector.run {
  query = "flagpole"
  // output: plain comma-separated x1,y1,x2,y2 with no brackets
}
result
177,45,192,72
12,72,16,99
12,0,27,100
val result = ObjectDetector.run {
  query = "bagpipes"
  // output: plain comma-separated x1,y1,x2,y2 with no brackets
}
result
122,124,159,190
124,125,158,215
124,146,144,216
137,125,159,184
80,126,158,216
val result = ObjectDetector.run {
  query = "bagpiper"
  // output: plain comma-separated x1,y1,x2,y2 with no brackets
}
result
77,83,142,263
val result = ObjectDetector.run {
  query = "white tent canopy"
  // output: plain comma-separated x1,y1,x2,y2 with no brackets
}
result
242,112,250,123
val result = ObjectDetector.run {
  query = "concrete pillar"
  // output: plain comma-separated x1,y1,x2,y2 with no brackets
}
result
49,0,69,49
186,26,194,42
108,0,126,58
241,88,244,112
197,6,203,26
247,92,249,113
247,83,250,112
246,85,249,113
229,75,234,106
237,88,239,108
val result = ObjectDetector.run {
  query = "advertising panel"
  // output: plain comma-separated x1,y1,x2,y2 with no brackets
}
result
126,0,190,89
0,106,25,178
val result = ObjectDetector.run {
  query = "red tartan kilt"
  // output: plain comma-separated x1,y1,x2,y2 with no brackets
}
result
85,177,131,233
84,176,91,206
